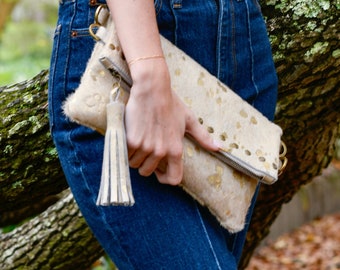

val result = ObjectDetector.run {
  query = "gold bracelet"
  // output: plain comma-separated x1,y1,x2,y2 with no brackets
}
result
128,55,165,66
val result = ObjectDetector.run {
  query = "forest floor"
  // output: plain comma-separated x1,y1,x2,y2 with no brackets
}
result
93,213,340,270
247,160,340,270
246,212,340,270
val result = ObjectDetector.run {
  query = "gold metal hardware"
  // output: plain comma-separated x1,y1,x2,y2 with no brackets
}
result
89,23,101,41
89,4,108,41
278,141,288,176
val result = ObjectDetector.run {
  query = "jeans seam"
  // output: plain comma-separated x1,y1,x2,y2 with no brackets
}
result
245,0,260,103
62,3,75,100
195,203,223,270
230,0,237,89
215,0,223,79
170,2,179,44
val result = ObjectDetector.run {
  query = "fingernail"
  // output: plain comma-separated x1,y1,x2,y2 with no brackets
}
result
213,139,223,150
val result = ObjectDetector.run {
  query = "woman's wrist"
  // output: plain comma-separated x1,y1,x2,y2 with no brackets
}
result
129,56,170,92
128,55,165,66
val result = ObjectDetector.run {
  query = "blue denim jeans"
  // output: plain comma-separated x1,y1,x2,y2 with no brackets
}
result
48,0,277,269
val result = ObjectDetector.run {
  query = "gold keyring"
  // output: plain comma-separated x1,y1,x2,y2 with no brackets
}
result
279,141,287,158
94,4,108,25
278,157,288,176
278,141,288,176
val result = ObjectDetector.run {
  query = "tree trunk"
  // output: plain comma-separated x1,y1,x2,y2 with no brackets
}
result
0,190,104,270
0,70,68,218
0,0,339,269
239,0,340,268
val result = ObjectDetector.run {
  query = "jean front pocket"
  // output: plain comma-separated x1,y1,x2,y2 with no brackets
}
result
66,28,96,96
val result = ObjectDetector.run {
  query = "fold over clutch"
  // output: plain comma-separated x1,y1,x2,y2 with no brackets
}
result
63,5,286,233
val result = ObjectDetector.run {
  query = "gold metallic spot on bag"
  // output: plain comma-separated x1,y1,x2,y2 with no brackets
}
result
63,5,287,233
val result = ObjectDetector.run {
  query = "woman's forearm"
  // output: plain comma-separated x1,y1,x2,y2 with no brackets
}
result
106,0,164,64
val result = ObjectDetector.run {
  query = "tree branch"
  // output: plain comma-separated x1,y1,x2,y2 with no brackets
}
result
0,190,104,270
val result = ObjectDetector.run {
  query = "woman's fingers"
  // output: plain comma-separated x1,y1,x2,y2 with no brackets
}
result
129,150,148,169
155,155,183,186
128,133,184,183
136,149,166,177
126,93,219,185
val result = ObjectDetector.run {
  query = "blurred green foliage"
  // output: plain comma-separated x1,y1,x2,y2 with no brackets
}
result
0,0,58,86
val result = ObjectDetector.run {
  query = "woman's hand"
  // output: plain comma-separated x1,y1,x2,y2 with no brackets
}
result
126,59,219,185
107,0,219,185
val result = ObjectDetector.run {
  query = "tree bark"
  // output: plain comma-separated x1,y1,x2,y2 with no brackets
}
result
0,70,68,218
0,0,339,269
239,0,340,268
0,190,104,270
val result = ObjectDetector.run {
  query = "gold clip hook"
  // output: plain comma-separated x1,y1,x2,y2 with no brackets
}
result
89,23,101,41
278,141,288,176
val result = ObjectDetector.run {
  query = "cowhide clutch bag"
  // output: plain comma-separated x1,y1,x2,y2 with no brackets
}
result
63,5,287,233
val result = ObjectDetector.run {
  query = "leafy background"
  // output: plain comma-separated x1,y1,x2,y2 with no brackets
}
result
0,0,57,86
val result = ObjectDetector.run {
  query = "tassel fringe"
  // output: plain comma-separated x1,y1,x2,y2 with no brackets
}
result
96,88,135,206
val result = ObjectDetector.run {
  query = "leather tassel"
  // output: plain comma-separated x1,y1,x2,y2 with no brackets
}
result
96,86,135,206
